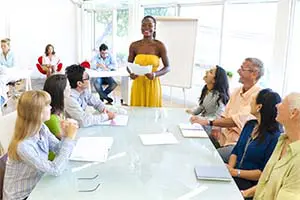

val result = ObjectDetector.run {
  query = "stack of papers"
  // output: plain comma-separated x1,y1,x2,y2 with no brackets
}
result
139,133,179,145
194,165,232,182
99,115,129,126
128,63,152,75
178,123,208,138
70,137,114,162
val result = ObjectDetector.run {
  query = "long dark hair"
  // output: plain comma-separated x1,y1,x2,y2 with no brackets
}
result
255,88,282,143
45,44,56,56
199,65,229,106
142,15,156,39
43,74,67,115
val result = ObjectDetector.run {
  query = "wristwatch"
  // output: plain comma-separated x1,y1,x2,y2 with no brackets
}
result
209,120,214,126
237,169,241,178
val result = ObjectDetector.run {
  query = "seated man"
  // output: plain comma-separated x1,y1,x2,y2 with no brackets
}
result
91,43,117,105
64,64,115,128
190,57,264,163
248,93,300,200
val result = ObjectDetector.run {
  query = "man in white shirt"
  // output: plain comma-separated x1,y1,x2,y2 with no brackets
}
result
64,64,115,127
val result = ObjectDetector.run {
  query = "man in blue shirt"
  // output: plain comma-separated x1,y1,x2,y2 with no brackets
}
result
91,44,117,104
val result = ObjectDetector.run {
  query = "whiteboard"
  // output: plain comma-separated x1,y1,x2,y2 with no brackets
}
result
156,17,198,89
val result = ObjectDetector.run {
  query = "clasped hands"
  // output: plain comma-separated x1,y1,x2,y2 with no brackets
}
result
189,115,209,126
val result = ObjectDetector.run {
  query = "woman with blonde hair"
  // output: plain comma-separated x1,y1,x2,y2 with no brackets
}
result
3,90,77,200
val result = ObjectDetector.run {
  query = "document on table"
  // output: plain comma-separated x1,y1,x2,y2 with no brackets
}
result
194,165,232,182
139,132,179,145
128,63,152,75
99,115,129,126
70,137,114,162
178,123,208,138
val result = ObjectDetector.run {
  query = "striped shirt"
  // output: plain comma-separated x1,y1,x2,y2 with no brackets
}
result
64,89,109,127
3,124,75,200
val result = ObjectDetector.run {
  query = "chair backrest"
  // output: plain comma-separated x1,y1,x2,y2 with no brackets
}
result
0,111,17,152
0,153,7,200
37,56,43,65
80,61,91,69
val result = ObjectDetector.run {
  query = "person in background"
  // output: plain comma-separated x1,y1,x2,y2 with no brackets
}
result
252,93,300,200
0,38,15,105
226,89,282,199
190,58,264,162
127,15,170,107
3,90,77,200
64,64,115,127
91,43,117,105
186,65,229,134
42,44,60,77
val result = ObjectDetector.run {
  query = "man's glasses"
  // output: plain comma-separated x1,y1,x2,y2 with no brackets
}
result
82,75,90,81
239,67,255,72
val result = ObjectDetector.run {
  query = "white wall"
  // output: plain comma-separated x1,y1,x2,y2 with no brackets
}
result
5,0,78,78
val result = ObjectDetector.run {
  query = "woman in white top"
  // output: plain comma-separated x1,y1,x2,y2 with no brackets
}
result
42,44,60,77
0,38,15,106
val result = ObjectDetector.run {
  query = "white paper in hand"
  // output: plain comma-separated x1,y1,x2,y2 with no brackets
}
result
139,133,179,145
70,137,113,162
128,63,152,75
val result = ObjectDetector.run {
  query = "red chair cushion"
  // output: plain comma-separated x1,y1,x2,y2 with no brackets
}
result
81,61,90,69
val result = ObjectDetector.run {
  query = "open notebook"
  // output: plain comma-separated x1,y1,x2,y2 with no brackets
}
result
178,123,208,138
194,165,232,182
70,137,113,162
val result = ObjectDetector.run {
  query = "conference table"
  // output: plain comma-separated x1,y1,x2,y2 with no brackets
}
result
28,107,244,200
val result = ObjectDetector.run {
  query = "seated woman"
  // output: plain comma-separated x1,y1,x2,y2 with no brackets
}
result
0,38,15,104
43,74,76,160
3,90,78,200
226,89,282,198
187,65,229,135
42,44,60,77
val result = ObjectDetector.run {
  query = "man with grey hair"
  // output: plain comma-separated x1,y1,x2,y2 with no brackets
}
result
251,93,300,199
190,57,264,162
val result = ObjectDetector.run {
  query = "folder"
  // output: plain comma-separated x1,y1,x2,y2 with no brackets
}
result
178,123,208,138
194,165,232,182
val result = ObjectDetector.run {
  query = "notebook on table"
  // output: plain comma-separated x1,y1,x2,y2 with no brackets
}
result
194,165,232,182
178,123,208,138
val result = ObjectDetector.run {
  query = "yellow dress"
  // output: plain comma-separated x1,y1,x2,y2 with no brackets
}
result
130,54,162,107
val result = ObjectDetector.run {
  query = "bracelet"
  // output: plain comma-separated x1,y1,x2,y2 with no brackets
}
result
153,72,156,78
237,169,241,178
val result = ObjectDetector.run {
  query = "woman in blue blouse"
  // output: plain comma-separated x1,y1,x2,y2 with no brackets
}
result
226,89,282,197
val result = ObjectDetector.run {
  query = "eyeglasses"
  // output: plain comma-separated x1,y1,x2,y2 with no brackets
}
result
239,67,255,72
82,75,90,81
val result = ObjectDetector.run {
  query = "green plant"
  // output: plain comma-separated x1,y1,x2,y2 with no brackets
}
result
227,71,233,78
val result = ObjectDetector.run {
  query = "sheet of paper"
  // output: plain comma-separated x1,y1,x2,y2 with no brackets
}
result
98,115,128,126
180,129,208,138
128,63,152,75
70,137,113,162
139,133,179,145
178,123,203,130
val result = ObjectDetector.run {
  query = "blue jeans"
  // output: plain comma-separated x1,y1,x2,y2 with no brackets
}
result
93,77,117,100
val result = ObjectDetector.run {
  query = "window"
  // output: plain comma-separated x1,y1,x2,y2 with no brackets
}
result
221,3,277,87
285,1,300,94
116,9,129,65
95,10,113,52
180,5,223,66
144,7,176,16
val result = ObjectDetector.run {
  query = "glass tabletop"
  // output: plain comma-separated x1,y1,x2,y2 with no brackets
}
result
28,107,243,200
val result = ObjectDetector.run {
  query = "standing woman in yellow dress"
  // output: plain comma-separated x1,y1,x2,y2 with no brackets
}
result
127,15,170,107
